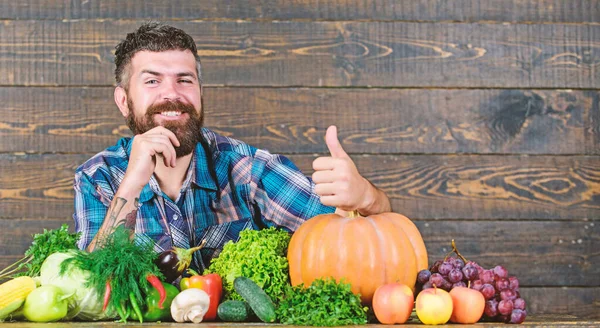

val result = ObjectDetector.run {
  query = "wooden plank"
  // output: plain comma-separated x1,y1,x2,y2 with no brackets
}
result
1,1,598,23
1,20,598,88
1,154,599,220
415,221,599,287
2,87,597,155
519,288,600,320
1,218,596,287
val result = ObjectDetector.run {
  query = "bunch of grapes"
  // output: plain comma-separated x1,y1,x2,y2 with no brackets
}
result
415,241,527,324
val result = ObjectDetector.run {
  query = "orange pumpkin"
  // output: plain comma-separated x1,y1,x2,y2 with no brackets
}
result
287,210,428,304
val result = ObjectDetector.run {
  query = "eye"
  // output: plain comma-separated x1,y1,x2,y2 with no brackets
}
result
145,79,159,84
179,79,193,84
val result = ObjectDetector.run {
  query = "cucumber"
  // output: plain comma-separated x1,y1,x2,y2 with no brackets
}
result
217,300,251,322
233,276,277,323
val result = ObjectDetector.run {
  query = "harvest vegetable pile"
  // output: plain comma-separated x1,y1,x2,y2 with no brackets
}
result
0,211,527,325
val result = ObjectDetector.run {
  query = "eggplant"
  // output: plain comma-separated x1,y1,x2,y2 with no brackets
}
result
155,240,206,282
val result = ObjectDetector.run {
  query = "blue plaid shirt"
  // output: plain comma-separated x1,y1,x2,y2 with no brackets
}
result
73,128,334,271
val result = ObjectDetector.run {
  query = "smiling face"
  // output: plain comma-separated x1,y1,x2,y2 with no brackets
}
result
115,49,204,157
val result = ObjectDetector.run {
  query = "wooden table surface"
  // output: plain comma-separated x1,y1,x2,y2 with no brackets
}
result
1,315,599,327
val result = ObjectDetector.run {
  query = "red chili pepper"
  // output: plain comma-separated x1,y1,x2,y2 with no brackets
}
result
102,280,111,312
146,274,166,309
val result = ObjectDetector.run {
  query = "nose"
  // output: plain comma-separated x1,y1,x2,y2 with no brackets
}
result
160,79,181,102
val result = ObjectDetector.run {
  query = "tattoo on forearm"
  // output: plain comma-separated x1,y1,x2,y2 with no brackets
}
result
106,197,139,230
124,198,139,230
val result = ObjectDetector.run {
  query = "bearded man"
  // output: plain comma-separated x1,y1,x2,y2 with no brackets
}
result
73,22,391,271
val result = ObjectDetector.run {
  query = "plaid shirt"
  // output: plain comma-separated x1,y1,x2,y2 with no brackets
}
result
73,128,334,271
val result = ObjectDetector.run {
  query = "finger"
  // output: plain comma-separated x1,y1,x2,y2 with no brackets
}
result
312,171,336,184
147,139,177,167
319,195,342,207
325,125,348,159
312,157,338,171
314,183,337,196
148,126,181,147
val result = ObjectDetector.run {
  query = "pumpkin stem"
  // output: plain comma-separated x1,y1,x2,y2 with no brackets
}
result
347,210,360,218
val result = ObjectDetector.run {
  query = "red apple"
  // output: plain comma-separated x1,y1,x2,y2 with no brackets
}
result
449,286,485,323
372,283,414,324
416,287,453,325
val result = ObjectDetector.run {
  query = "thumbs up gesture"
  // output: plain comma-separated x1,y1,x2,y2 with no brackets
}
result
312,125,372,212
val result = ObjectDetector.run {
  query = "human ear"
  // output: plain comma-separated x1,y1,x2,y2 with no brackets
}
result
114,86,129,117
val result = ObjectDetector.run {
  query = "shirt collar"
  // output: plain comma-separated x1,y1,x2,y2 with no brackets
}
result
124,137,218,203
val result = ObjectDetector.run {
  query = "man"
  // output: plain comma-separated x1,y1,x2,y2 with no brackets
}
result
73,22,391,271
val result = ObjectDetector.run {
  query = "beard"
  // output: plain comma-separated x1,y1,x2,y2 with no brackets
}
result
125,98,205,158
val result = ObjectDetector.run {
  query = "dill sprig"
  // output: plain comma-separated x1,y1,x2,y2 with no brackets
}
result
62,226,163,312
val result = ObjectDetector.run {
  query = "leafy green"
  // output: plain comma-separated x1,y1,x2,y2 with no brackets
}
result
0,224,81,279
39,251,117,321
205,227,291,303
276,278,368,326
62,226,163,314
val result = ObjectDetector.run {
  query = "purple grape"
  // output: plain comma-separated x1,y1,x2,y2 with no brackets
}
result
442,279,453,291
454,258,465,269
484,299,498,318
439,262,453,276
498,300,514,315
480,270,495,284
417,269,432,284
446,257,456,266
513,298,526,310
448,269,464,283
481,284,496,300
422,281,433,290
493,265,508,279
510,309,527,324
501,289,518,301
471,279,483,291
430,273,445,287
497,314,510,323
496,277,510,291
509,276,519,290
452,281,467,289
468,261,484,274
430,260,443,273
462,265,478,281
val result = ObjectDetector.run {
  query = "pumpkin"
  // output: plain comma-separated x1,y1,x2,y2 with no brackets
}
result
287,210,428,304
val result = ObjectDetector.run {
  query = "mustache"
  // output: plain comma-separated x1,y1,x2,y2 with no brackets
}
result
146,100,196,116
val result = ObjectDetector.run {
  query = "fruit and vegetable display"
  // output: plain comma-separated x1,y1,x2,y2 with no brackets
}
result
0,211,528,325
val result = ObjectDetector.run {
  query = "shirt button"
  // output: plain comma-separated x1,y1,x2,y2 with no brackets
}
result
173,214,179,221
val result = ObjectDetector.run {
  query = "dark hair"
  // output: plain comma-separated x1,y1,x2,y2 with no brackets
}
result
114,22,203,89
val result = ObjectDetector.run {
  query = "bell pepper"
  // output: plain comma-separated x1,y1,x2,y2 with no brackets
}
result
180,272,222,321
130,282,180,322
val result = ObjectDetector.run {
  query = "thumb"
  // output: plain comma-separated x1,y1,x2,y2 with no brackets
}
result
325,125,348,158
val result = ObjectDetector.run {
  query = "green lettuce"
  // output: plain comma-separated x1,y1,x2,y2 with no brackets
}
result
205,227,291,303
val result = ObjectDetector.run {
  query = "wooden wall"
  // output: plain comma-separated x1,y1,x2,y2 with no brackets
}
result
1,0,598,318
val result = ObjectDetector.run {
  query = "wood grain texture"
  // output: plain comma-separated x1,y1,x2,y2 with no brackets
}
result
0,218,596,287
1,154,599,221
1,20,598,88
1,87,597,155
1,1,598,23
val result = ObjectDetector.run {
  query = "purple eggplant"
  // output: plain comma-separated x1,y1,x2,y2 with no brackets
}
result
155,240,206,282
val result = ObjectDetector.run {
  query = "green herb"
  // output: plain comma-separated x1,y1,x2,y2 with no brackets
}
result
62,226,163,315
276,278,368,326
0,224,80,280
205,227,291,303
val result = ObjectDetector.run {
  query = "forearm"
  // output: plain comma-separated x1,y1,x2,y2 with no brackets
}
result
86,184,141,252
